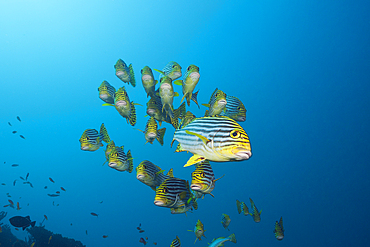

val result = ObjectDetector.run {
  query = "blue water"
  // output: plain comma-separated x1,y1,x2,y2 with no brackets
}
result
1,0,370,246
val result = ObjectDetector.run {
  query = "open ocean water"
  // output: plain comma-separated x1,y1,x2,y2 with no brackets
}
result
1,0,370,246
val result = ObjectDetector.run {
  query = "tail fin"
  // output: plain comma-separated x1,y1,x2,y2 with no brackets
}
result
127,150,133,173
30,221,36,227
128,64,136,87
100,123,111,143
191,90,199,108
129,102,137,126
229,233,237,243
166,168,174,178
157,128,166,146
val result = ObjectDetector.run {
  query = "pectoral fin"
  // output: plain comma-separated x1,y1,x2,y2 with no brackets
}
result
153,68,165,75
102,103,115,106
184,154,206,167
185,130,210,145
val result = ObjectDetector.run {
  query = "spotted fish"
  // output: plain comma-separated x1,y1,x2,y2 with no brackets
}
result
174,64,200,107
249,198,262,223
172,116,252,167
114,59,136,87
219,95,246,122
202,88,227,117
98,81,116,104
274,216,284,240
108,146,133,173
190,160,224,198
79,123,110,151
136,160,173,190
136,117,166,145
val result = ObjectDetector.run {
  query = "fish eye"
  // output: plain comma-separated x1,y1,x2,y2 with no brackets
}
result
172,65,176,68
237,106,242,110
200,172,205,178
187,66,191,71
143,165,146,169
230,130,241,138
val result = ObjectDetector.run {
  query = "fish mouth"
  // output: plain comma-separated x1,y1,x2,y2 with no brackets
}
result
108,162,117,168
116,71,125,77
147,109,155,116
81,146,90,151
137,174,145,180
218,99,227,106
160,83,171,90
99,93,108,100
170,72,181,79
115,101,127,107
154,200,165,206
232,148,252,160
238,116,246,122
142,75,153,82
147,132,156,138
189,72,200,80
190,184,203,191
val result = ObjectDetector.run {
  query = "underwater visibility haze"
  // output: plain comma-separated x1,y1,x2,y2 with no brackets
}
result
1,0,370,246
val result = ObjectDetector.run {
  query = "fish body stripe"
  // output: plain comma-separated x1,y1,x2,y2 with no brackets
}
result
220,96,246,115
174,117,251,161
170,236,181,247
191,162,215,190
155,178,190,207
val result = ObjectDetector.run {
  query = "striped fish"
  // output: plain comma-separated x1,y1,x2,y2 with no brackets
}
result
274,217,284,240
172,116,252,167
170,236,181,247
202,88,227,117
136,117,166,145
136,160,173,190
154,177,192,208
141,66,157,97
221,213,231,230
190,160,224,198
241,201,249,216
154,61,182,80
98,81,116,104
219,95,246,122
103,140,117,165
107,86,139,126
249,198,262,223
236,200,242,214
114,59,136,87
174,64,200,107
208,233,236,247
79,123,110,151
108,146,133,173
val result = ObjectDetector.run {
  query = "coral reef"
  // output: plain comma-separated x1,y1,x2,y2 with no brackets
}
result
27,226,85,247
0,224,27,247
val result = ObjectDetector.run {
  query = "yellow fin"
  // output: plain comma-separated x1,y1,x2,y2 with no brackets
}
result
174,92,179,97
184,154,205,167
201,103,210,107
174,80,183,86
102,103,114,106
153,68,164,75
156,170,165,175
185,130,209,145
